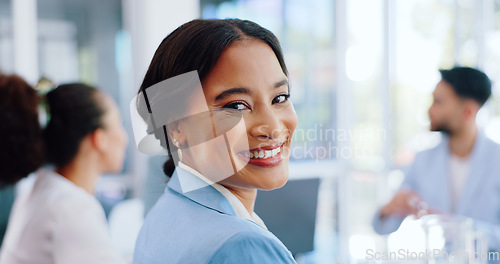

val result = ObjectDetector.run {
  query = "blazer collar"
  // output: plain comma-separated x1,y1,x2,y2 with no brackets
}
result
428,136,452,212
424,132,487,214
167,166,237,216
439,132,489,214
455,132,488,214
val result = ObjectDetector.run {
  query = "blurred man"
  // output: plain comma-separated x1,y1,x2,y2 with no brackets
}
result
372,67,500,250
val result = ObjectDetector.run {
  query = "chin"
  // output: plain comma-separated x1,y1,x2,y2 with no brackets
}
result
254,168,289,191
259,175,288,190
227,166,289,191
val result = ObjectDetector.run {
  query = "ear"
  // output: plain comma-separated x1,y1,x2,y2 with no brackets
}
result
463,100,480,119
166,120,187,147
90,128,108,153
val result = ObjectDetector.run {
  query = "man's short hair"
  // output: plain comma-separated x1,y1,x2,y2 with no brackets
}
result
439,66,492,106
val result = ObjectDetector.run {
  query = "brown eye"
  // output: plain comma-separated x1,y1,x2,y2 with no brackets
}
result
272,94,290,104
222,101,250,110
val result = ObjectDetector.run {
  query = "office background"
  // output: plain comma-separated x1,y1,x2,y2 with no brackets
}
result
1,0,500,263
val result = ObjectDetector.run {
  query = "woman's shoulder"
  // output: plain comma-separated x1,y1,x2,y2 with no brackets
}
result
27,170,106,225
10,169,103,222
33,169,99,205
141,185,265,234
208,230,296,263
135,217,295,264
134,188,295,263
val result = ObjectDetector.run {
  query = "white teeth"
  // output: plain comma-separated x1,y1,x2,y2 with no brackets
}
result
272,148,278,156
246,146,282,159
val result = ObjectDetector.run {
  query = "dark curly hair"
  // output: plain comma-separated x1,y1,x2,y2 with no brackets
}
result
0,74,45,188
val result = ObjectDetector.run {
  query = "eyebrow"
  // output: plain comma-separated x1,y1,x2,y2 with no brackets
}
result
274,79,288,88
214,87,250,101
214,78,289,102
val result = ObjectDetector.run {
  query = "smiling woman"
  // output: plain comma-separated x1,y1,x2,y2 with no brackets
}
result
133,19,298,263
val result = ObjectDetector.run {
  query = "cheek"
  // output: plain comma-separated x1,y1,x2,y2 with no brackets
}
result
225,118,248,147
110,128,127,157
186,136,236,182
429,105,444,119
282,106,298,135
119,127,128,145
225,120,250,171
442,105,457,120
112,127,124,145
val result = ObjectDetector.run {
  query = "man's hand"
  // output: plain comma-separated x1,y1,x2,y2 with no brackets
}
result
380,189,434,219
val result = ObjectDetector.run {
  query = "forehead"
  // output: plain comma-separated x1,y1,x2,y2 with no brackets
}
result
201,39,286,94
434,80,457,98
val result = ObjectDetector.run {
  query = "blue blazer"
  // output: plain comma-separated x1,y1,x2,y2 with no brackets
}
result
372,133,500,249
133,167,296,264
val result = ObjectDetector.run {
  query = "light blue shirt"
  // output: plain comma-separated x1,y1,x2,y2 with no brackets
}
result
133,166,296,264
372,132,500,250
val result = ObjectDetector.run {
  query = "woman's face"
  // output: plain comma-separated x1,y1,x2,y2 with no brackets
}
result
177,39,297,191
99,95,128,173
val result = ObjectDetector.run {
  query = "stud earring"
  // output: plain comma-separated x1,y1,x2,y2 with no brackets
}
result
173,139,183,162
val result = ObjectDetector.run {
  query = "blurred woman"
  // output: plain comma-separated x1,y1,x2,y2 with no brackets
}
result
0,83,128,264
133,19,298,263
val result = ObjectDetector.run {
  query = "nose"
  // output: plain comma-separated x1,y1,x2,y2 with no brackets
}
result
248,104,283,140
428,104,434,119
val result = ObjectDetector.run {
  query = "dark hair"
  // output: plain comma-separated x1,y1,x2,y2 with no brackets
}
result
43,83,106,168
137,19,288,177
439,66,492,106
0,74,44,187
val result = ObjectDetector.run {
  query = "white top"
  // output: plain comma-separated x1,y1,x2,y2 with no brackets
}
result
448,154,471,213
178,162,267,229
0,169,125,264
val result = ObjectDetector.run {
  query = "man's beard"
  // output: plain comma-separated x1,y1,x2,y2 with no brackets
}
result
431,124,453,136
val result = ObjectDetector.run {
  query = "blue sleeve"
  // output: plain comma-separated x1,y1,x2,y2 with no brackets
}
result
209,231,296,264
400,156,419,191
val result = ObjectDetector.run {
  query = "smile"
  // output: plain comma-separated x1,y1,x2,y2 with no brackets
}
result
245,146,281,159
236,143,285,167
